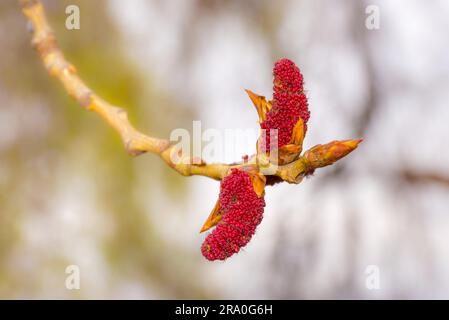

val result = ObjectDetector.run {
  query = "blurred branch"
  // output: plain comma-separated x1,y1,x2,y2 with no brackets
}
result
401,169,449,187
353,1,379,138
19,0,360,184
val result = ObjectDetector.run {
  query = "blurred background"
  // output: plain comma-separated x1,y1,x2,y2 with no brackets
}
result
0,0,448,299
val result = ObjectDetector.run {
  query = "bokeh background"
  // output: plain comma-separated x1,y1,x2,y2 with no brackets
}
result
0,0,448,299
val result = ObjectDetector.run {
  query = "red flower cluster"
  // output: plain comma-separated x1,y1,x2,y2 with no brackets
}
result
201,169,265,261
260,59,310,150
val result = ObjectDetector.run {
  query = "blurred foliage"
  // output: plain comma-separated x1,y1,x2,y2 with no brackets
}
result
0,0,209,298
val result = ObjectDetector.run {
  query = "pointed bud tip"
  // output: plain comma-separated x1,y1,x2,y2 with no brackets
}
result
328,139,362,159
244,88,256,98
245,89,266,103
199,200,222,233
342,138,363,149
304,138,363,169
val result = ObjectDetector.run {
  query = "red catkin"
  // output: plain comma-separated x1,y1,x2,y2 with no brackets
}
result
261,58,310,150
201,169,265,261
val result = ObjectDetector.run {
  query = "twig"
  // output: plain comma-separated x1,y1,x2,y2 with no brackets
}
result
19,0,357,183
19,0,234,180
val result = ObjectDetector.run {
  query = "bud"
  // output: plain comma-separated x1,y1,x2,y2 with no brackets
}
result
303,139,363,170
201,168,266,261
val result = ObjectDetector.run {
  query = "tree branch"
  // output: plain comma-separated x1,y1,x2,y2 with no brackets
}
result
20,0,169,155
19,0,359,184
19,0,236,180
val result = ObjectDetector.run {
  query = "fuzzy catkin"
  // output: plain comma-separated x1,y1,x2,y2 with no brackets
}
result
201,169,265,261
261,58,310,149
